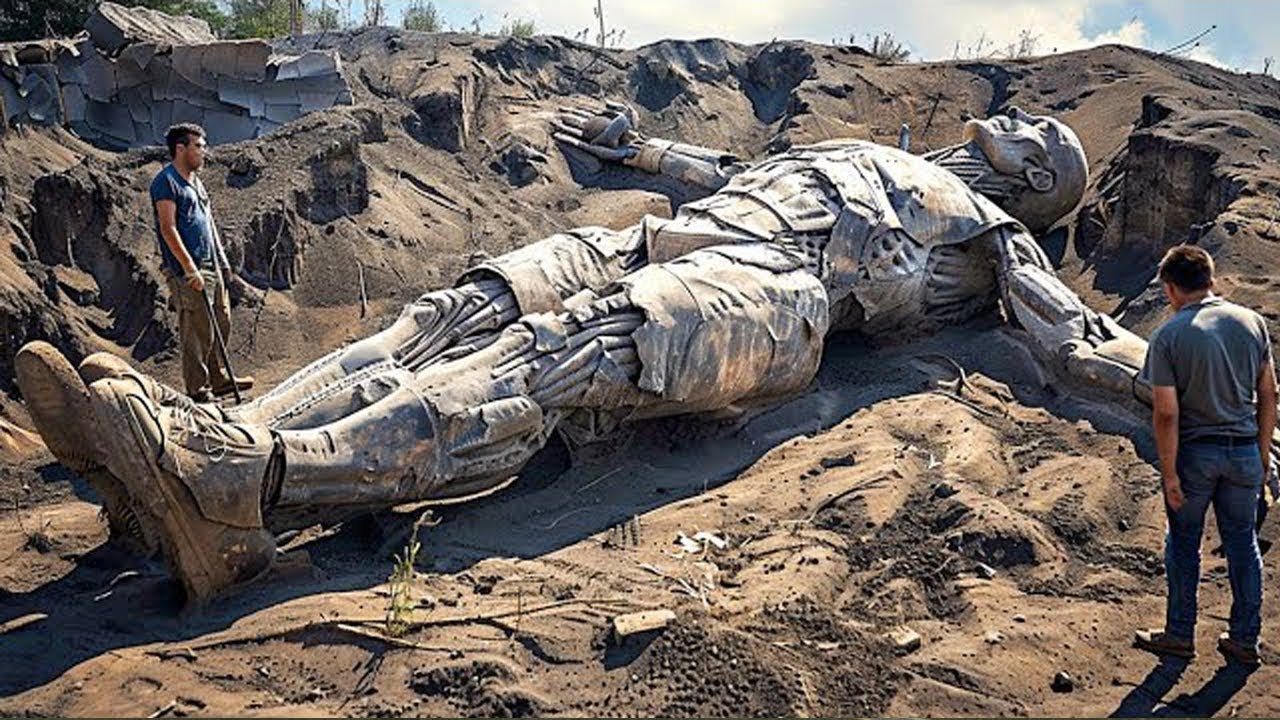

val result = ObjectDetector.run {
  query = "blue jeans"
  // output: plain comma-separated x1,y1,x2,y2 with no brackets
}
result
1164,439,1265,647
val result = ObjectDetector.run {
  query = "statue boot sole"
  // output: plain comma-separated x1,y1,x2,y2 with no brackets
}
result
16,342,160,557
90,378,275,606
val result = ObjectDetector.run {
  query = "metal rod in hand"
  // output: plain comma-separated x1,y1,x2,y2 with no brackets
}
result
201,283,242,405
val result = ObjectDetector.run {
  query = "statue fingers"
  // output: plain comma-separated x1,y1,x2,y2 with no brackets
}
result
603,100,637,124
591,113,634,147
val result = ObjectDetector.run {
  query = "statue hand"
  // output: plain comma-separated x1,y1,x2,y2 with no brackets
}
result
551,102,641,164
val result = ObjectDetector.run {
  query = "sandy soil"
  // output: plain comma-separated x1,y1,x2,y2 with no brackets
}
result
1,30,1278,717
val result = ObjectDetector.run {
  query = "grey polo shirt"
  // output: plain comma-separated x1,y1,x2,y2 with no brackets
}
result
1141,296,1273,441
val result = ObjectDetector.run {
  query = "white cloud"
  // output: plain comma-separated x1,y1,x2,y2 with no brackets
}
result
422,0,1257,71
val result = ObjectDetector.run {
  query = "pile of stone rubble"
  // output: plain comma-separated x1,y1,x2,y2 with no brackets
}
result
0,2,352,148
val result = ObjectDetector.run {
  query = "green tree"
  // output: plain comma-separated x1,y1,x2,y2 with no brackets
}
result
0,0,95,41
400,0,439,32
499,16,534,38
136,0,230,35
308,0,339,30
225,0,292,38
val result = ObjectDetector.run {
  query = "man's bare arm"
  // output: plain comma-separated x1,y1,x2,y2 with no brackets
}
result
1152,385,1183,511
1257,358,1277,484
156,199,204,292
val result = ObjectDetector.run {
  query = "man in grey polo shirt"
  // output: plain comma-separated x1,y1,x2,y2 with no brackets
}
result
1134,244,1277,666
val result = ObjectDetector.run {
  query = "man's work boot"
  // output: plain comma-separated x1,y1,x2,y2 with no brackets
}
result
1134,629,1196,659
212,375,255,398
1217,633,1261,666
15,342,160,557
89,376,277,605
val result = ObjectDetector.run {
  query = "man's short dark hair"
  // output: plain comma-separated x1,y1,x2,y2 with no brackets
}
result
1158,244,1215,292
165,123,206,158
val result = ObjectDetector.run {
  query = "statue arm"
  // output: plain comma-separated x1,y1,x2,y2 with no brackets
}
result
552,103,746,193
992,226,1280,495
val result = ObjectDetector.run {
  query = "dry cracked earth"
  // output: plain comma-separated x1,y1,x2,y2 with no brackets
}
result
1,28,1279,717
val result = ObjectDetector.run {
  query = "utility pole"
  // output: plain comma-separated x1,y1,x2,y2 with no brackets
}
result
595,0,605,48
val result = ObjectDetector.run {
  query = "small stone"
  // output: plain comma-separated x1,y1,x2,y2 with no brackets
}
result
1013,614,1026,623
1118,518,1130,531
934,481,958,499
984,630,1004,645
975,562,997,579
1051,671,1075,693
887,625,922,654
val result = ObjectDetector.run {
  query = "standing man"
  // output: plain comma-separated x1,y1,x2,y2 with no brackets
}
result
151,123,253,401
1134,244,1276,666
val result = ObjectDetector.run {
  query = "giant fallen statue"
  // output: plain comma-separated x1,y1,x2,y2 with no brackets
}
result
16,105,1179,604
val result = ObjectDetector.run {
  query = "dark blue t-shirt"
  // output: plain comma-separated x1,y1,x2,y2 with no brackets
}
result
150,164,215,275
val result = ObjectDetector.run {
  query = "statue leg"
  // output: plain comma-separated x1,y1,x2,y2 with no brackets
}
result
266,243,830,526
230,226,647,430
87,243,829,601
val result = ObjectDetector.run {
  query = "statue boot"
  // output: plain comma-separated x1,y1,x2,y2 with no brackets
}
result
15,342,160,557
89,376,278,605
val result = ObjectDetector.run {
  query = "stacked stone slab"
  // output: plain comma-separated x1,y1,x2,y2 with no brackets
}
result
0,2,352,149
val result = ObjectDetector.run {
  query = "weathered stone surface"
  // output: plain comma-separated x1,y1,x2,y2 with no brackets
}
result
273,50,341,81
85,1,215,54
0,4,355,147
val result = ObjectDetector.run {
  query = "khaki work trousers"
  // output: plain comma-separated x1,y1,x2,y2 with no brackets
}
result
166,268,233,396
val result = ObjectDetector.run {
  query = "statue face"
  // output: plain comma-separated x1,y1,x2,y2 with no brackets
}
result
964,107,1088,233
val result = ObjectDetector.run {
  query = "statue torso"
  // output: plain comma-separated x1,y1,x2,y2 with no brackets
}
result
644,140,1021,333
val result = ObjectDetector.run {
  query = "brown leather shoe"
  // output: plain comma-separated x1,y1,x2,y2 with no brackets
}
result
89,376,276,605
1217,633,1260,666
1134,629,1196,659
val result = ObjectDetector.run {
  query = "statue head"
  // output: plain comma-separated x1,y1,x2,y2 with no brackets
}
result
963,107,1088,233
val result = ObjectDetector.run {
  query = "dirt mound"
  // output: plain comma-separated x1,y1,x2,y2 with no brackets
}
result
1,28,1279,718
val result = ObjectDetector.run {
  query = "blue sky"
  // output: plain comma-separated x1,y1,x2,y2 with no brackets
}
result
371,0,1276,73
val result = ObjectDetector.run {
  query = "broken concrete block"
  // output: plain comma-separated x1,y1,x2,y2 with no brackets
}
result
118,42,157,73
169,100,203,126
18,65,62,124
54,51,88,86
298,87,340,113
264,102,301,125
1,78,20,124
80,51,117,102
218,77,265,118
887,625,922,654
85,98,136,145
148,99,173,132
62,83,87,123
202,108,258,144
273,50,341,81
255,118,283,137
132,119,156,146
120,85,150,123
612,609,676,641
86,1,215,55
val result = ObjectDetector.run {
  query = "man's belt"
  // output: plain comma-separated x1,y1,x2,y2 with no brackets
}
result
1186,434,1256,447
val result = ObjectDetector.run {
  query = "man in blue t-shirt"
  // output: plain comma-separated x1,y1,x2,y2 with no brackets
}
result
151,123,253,400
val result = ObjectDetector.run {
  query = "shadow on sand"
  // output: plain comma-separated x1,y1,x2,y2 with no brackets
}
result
0,325,1150,697
1112,654,1258,717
